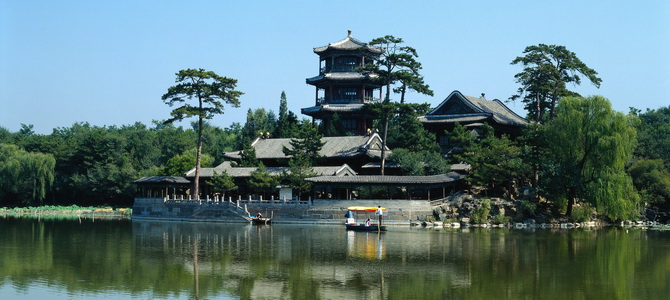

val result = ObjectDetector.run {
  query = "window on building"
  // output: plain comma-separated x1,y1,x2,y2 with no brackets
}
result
341,119,357,130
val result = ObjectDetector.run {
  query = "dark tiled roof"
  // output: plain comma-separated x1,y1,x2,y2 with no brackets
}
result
223,134,387,161
419,114,490,124
186,161,357,178
306,72,380,84
422,90,528,127
314,31,383,54
134,176,190,184
305,172,465,185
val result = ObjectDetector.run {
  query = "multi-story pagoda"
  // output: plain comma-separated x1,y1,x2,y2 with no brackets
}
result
301,30,384,135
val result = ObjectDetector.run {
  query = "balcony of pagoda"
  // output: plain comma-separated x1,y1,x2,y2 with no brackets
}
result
317,96,381,105
320,64,360,74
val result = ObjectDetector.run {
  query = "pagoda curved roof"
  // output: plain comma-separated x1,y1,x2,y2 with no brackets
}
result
420,90,528,127
301,104,366,116
314,30,383,55
306,72,379,85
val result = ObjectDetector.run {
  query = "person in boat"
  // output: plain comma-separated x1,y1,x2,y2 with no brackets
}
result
256,212,263,218
375,205,383,226
365,218,371,226
345,211,355,225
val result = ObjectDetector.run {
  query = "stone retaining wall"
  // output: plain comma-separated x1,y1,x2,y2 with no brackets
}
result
132,198,432,224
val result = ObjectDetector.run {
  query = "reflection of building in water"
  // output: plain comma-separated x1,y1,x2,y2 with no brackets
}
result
346,231,385,260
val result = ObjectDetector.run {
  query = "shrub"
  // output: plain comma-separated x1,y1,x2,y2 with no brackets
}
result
518,199,537,216
471,198,492,224
492,213,511,224
571,203,594,222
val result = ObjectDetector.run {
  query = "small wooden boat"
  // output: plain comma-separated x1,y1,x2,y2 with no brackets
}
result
344,206,387,231
346,223,387,232
252,217,272,225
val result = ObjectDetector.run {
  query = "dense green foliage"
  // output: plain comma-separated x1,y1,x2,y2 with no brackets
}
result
387,149,449,176
385,103,438,153
630,106,670,205
538,96,639,221
447,123,530,196
0,144,55,204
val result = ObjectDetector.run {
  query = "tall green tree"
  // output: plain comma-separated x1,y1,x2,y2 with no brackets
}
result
0,144,55,205
161,68,242,200
274,91,300,138
365,35,433,103
280,157,317,200
361,35,433,174
363,102,398,175
248,164,278,199
238,108,277,148
282,121,324,166
386,103,438,153
206,170,238,200
239,142,260,167
539,95,639,220
510,44,602,123
280,122,323,198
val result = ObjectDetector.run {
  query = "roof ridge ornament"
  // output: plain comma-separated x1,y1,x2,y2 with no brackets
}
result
348,29,352,38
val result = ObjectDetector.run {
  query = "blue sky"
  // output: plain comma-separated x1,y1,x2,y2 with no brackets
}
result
2,0,669,134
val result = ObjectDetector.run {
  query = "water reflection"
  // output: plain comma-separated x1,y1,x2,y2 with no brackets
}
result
1,217,670,299
346,231,385,261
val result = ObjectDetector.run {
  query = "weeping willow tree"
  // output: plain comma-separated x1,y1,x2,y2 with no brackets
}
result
0,144,56,205
539,96,640,221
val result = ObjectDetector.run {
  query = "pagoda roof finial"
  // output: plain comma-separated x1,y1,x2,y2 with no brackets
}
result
348,29,352,37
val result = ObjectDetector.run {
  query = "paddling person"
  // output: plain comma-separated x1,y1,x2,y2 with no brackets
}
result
256,212,263,219
375,206,383,226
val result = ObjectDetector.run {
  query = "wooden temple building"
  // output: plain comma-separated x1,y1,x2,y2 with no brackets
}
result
419,90,529,153
301,30,383,135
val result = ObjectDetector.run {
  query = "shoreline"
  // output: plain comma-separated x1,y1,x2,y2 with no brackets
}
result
0,206,131,219
4,206,670,231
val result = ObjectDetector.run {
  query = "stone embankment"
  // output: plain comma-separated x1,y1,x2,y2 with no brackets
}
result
425,192,670,230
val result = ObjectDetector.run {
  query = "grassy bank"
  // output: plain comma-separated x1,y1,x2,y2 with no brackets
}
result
0,205,131,220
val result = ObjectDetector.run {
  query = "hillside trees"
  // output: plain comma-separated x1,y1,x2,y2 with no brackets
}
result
161,68,243,200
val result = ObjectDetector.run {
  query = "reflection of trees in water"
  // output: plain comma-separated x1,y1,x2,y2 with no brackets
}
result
1,218,669,299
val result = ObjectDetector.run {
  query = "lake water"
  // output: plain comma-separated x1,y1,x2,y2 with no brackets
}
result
1,217,669,300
